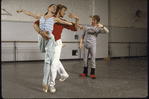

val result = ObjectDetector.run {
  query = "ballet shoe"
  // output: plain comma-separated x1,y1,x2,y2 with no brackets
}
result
42,84,48,93
59,74,69,82
90,75,96,79
79,73,87,77
49,86,56,93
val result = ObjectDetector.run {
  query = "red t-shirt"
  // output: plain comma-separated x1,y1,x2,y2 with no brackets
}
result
34,18,77,41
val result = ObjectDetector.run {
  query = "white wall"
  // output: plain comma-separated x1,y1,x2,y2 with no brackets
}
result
1,0,93,61
2,0,147,61
2,0,110,61
108,0,147,28
108,26,147,42
108,0,147,57
2,21,37,41
94,0,109,25
94,0,109,58
2,43,14,61
1,0,93,24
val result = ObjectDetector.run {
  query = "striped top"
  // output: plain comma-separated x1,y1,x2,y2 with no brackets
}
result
34,18,77,41
40,16,54,36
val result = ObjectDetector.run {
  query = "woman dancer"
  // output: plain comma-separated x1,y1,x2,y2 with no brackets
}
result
17,4,73,93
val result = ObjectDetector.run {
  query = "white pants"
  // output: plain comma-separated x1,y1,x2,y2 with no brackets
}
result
48,39,68,86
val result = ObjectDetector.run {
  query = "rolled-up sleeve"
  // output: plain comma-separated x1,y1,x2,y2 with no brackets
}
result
61,19,77,31
95,27,109,34
34,20,39,25
63,23,77,31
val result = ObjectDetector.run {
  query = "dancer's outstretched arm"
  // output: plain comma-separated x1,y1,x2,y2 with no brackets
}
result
17,9,42,19
54,18,73,25
79,25,84,30
62,13,79,31
55,12,80,26
87,23,109,34
68,13,79,31
97,23,109,33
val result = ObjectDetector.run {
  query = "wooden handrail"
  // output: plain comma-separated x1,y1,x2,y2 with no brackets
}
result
1,41,81,43
2,41,38,43
109,42,147,43
2,41,15,42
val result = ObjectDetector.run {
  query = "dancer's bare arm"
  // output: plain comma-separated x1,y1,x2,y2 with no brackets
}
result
80,26,86,50
79,25,84,30
17,9,42,19
79,37,83,50
54,18,73,25
68,13,83,30
68,13,79,31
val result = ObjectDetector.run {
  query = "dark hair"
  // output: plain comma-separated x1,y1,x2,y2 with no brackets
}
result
92,15,100,22
54,4,67,15
44,4,56,15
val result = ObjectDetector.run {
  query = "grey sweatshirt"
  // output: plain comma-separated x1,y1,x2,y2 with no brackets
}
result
82,25,109,46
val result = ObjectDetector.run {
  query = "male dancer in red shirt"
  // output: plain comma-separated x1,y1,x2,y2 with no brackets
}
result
33,4,82,93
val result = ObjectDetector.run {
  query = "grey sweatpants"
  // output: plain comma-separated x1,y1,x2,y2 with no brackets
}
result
83,43,96,68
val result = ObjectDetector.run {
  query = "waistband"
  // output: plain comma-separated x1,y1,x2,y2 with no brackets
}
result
55,39,62,46
48,33,53,37
55,39,62,43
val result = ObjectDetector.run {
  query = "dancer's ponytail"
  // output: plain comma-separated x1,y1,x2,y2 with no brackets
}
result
44,12,48,15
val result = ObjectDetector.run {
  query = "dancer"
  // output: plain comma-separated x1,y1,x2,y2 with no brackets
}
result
79,15,109,79
17,4,76,93
33,4,80,86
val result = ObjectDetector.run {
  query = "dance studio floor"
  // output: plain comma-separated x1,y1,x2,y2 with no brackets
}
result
1,57,148,98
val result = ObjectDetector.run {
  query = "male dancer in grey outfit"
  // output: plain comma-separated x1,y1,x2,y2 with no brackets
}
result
79,15,109,79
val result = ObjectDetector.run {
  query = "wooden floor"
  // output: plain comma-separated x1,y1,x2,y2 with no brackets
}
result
1,57,148,98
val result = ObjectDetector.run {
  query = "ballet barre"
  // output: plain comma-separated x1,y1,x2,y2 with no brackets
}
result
108,42,147,58
2,41,83,62
1,41,83,43
2,41,147,62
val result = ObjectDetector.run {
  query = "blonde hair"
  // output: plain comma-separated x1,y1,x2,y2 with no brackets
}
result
55,4,67,15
